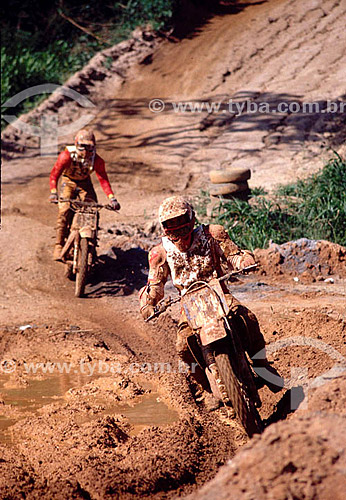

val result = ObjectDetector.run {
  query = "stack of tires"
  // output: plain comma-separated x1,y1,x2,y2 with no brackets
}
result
208,167,251,201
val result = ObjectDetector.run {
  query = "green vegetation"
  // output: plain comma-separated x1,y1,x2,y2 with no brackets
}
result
201,154,346,250
1,0,178,128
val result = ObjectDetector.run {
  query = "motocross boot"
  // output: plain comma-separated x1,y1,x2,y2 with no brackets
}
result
53,244,63,261
53,225,67,261
206,363,227,407
203,392,222,411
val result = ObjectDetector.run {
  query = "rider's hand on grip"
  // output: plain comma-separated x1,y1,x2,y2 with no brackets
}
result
241,255,256,270
140,304,155,320
49,192,58,203
109,197,121,211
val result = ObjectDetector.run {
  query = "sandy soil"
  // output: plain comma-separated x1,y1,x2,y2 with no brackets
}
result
1,0,346,498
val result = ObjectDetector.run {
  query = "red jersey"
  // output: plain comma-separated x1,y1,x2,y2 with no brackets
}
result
49,148,114,197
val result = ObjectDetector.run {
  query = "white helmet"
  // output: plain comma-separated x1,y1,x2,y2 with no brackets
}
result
74,129,96,156
159,196,194,223
159,196,195,248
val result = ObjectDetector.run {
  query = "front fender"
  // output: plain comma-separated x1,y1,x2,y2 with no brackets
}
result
79,226,94,239
200,319,227,346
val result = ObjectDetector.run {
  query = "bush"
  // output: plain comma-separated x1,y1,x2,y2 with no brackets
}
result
1,1,178,129
202,154,346,250
120,0,175,30
1,31,103,128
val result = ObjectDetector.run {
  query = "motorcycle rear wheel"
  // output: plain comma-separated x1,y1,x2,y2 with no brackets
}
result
214,351,263,437
75,238,88,297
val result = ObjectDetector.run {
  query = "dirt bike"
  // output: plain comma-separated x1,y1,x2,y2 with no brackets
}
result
146,265,264,437
55,198,116,297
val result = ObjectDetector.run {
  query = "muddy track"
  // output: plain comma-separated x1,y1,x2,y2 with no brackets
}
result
1,0,346,498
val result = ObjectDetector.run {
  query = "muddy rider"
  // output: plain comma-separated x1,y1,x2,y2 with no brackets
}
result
139,196,280,402
49,129,120,261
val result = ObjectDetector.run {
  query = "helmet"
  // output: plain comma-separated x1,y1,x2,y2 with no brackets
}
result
74,129,96,155
159,196,194,224
159,196,195,250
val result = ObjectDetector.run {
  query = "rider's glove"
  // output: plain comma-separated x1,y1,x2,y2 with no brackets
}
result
240,253,256,269
140,304,155,320
49,192,58,203
109,197,120,211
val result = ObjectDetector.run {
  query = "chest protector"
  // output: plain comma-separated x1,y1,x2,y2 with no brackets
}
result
162,225,218,291
64,145,95,181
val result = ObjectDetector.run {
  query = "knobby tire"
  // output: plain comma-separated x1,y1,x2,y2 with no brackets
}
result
214,351,263,437
75,238,88,297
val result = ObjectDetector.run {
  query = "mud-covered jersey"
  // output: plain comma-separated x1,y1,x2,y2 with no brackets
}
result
139,224,256,309
162,226,218,290
49,146,114,197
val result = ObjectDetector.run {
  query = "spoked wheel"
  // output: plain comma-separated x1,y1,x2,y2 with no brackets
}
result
75,238,88,297
214,347,263,437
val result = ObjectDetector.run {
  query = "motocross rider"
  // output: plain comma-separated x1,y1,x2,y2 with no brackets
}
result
49,129,120,261
139,196,280,400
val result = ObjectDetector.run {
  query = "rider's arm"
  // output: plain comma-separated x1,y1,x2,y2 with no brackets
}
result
49,149,71,193
208,224,256,270
93,155,115,199
139,244,170,316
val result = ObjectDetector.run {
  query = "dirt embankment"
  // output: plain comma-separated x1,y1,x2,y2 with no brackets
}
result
186,377,346,500
1,0,346,498
255,239,346,282
1,28,162,159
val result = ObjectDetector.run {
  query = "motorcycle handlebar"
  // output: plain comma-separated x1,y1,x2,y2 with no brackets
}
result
50,198,118,211
145,264,259,322
218,263,258,281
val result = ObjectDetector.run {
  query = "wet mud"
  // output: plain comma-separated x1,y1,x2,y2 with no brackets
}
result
1,0,346,497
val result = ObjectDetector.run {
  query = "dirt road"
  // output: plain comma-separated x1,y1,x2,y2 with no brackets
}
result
1,0,346,497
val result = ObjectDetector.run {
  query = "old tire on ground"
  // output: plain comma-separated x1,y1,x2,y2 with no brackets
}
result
209,168,251,184
214,351,263,437
75,238,88,298
209,182,249,196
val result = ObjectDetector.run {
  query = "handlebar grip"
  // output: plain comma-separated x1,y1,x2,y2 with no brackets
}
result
219,263,258,281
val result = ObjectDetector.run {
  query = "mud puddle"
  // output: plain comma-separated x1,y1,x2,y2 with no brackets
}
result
0,373,89,409
0,373,101,439
0,374,179,444
112,391,179,434
75,392,179,436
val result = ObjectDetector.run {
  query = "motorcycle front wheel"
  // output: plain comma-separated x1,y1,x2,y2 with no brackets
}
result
214,350,263,437
75,238,88,297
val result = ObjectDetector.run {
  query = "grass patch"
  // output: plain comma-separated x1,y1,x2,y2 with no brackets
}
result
1,0,177,129
199,154,346,250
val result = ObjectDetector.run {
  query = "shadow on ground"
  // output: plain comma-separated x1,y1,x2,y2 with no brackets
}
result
96,92,346,164
170,0,267,40
85,247,148,297
264,386,305,427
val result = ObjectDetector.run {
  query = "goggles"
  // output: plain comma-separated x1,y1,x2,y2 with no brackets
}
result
163,221,192,239
77,143,94,152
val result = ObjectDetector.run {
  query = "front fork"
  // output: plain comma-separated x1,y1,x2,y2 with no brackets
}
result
73,234,97,274
199,339,230,404
72,233,80,274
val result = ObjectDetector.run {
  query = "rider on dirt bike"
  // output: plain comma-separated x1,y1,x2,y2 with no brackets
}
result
49,128,120,261
139,196,280,406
